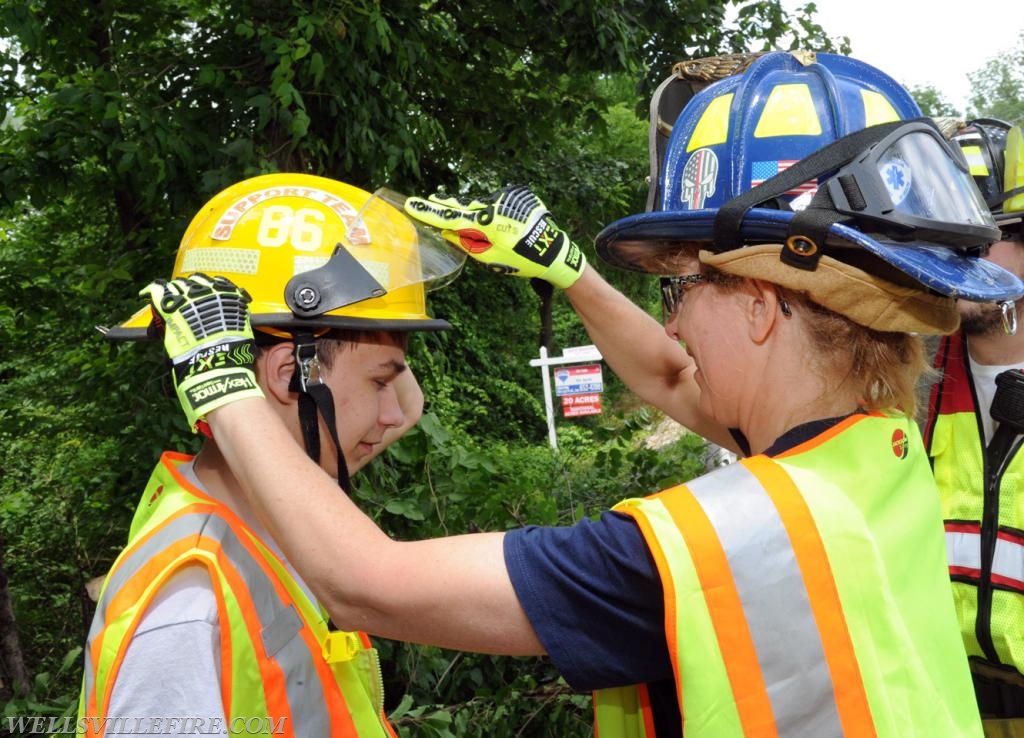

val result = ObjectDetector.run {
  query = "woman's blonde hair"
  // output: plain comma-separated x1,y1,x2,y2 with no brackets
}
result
778,287,933,419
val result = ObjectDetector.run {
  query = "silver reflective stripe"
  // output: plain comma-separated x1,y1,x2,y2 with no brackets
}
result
216,518,330,738
86,511,331,736
263,604,304,657
993,537,1024,587
946,530,981,571
949,529,1024,587
946,528,1024,585
687,462,842,737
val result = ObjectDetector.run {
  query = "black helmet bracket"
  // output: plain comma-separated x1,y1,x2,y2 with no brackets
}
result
282,243,391,494
286,244,387,318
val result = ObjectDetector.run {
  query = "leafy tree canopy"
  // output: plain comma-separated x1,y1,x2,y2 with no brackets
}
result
908,83,960,118
967,35,1024,123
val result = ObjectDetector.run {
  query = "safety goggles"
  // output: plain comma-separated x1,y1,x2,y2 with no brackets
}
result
824,120,998,248
711,119,1001,260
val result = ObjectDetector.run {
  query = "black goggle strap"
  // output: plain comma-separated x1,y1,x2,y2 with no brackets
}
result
713,120,909,270
289,331,351,494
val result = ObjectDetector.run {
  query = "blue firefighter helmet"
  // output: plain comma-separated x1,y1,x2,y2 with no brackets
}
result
597,51,1023,304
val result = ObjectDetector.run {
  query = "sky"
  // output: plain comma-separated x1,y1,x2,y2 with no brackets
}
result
781,0,1023,114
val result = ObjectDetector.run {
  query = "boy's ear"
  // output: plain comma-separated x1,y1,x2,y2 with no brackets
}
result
260,342,297,405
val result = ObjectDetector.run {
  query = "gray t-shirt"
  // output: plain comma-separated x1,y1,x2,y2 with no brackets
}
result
105,461,314,731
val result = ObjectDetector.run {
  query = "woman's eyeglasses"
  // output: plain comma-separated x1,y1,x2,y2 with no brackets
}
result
660,274,709,317
660,272,793,319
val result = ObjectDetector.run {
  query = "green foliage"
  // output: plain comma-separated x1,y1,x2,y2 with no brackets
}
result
909,83,961,118
2,646,81,726
382,650,591,738
967,35,1024,122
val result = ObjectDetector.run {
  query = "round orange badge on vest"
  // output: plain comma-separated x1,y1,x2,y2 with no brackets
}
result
891,429,908,459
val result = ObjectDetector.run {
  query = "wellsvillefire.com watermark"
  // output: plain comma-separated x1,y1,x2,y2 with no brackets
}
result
5,716,288,735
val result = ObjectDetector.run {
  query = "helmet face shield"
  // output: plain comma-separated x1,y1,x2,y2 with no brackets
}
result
356,189,467,293
828,123,998,248
285,188,467,319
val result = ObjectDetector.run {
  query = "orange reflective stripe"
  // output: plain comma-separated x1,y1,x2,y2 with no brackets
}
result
98,500,218,618
749,456,875,737
659,488,777,736
637,683,656,738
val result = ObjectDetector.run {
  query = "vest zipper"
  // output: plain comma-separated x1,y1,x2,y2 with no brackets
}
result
978,446,1002,663
979,428,1024,664
371,648,387,725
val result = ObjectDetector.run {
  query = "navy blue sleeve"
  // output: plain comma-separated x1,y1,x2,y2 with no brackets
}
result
503,510,673,691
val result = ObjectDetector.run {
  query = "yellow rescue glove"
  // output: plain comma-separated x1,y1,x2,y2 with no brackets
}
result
404,185,587,289
140,274,264,433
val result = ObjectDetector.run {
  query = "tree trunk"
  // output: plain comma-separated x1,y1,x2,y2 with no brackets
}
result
0,533,30,699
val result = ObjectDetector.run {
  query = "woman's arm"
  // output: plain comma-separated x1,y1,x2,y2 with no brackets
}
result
402,189,735,451
210,398,545,655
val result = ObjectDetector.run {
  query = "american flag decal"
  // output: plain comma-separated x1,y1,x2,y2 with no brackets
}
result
750,160,817,196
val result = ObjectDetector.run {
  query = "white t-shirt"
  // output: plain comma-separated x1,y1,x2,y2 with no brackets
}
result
105,462,314,731
967,354,1022,446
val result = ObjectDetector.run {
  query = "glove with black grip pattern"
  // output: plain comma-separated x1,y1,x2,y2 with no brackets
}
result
141,274,264,434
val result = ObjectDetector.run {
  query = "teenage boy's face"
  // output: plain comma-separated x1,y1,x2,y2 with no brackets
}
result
319,336,408,478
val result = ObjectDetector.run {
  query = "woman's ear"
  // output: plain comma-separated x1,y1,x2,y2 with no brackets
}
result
746,279,784,344
260,342,297,405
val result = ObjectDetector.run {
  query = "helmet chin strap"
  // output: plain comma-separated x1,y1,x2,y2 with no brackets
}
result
289,331,351,492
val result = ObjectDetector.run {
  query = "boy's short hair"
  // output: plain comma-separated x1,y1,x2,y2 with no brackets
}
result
254,329,409,369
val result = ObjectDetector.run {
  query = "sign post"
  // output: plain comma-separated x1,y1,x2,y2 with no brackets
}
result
530,344,604,449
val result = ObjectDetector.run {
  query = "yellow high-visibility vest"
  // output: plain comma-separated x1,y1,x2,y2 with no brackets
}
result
596,413,981,737
78,452,396,738
926,332,1024,674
